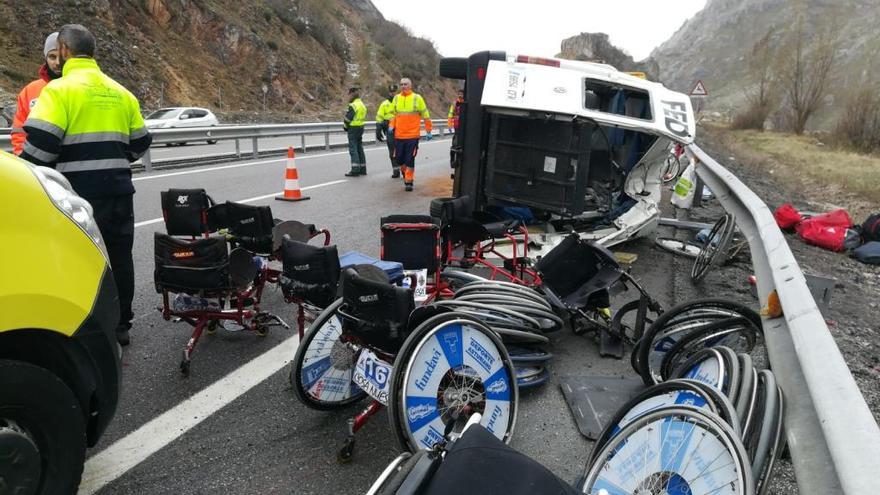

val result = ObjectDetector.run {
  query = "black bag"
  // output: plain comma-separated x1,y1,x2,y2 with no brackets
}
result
853,241,880,264
341,267,414,354
861,213,880,242
280,238,341,307
154,233,229,293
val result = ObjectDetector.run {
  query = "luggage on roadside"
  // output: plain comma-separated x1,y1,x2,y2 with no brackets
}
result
773,203,803,230
860,213,880,242
795,209,853,252
852,241,880,264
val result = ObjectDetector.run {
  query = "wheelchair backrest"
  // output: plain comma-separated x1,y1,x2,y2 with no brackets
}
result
154,232,230,293
535,234,620,298
380,214,441,272
209,201,275,253
161,188,213,236
341,267,414,354
280,237,340,307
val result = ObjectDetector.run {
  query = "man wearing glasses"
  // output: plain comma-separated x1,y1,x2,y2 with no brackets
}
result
388,78,432,191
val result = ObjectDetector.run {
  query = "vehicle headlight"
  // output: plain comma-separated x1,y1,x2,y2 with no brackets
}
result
29,165,109,261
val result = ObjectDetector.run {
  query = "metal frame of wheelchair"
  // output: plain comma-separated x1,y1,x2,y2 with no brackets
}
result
290,266,519,463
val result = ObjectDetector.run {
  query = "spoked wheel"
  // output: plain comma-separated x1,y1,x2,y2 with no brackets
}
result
388,313,518,452
291,298,367,409
692,213,737,282
582,406,753,495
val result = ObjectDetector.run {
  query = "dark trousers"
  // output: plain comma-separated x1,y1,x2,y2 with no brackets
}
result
347,126,366,165
394,138,419,168
386,132,396,168
89,194,135,333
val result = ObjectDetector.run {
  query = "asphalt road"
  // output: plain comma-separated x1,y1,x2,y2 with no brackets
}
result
79,137,682,494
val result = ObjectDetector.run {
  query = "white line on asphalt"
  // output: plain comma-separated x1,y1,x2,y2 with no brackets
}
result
132,179,347,228
133,139,447,182
77,336,299,495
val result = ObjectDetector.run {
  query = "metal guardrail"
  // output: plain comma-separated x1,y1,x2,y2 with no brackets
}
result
1,120,450,171
689,144,880,495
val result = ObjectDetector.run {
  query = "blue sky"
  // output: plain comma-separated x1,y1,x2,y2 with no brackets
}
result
370,0,707,60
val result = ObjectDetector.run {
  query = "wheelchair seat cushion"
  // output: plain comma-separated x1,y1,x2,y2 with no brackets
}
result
154,233,229,293
341,267,414,354
483,219,521,239
161,188,212,236
423,425,580,495
280,238,340,307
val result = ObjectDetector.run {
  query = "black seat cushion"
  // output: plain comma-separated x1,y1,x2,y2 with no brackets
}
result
423,425,580,495
482,219,522,238
154,233,229,293
341,267,414,354
280,237,341,307
381,215,441,272
161,188,212,236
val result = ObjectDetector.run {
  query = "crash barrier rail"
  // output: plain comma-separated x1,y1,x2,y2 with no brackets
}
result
0,120,450,171
688,144,880,495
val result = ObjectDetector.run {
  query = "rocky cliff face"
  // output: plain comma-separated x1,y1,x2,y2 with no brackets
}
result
557,33,659,79
0,0,455,123
645,0,880,127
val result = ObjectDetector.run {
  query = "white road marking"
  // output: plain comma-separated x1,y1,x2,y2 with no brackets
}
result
133,179,347,228
77,336,299,495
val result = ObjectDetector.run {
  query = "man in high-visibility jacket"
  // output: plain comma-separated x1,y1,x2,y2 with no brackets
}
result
11,32,61,155
343,86,368,177
447,89,464,133
375,84,398,178
389,78,432,191
20,24,152,347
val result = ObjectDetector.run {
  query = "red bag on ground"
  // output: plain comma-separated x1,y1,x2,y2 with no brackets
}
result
795,209,853,252
774,204,803,230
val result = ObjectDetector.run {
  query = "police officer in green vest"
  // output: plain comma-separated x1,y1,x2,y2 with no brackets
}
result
344,86,367,177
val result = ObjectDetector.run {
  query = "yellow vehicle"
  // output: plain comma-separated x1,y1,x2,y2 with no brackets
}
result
0,151,121,494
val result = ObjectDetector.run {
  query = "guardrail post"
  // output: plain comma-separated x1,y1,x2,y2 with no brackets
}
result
252,137,258,159
235,139,241,158
301,134,306,153
142,149,153,172
324,132,330,151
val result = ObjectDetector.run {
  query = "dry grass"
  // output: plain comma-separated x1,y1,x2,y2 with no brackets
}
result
702,124,880,220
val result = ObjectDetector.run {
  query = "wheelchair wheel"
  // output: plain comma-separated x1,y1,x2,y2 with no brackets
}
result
692,213,736,282
388,313,518,452
290,298,367,410
582,407,753,495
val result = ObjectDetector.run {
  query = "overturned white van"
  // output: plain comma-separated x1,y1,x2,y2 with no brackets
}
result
441,52,695,250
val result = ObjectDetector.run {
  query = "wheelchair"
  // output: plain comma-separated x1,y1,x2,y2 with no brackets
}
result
155,189,284,375
290,265,519,462
534,233,662,352
430,196,540,287
380,214,453,303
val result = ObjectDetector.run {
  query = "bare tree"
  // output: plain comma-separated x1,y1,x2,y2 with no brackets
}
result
732,30,778,130
779,12,839,135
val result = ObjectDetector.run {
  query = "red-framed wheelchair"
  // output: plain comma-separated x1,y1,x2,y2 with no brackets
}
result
430,196,540,287
380,214,455,303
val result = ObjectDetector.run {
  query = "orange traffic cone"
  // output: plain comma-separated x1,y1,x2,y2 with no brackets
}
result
276,147,310,202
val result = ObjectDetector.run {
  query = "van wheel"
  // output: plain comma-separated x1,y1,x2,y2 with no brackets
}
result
0,360,86,495
439,57,468,79
207,140,218,145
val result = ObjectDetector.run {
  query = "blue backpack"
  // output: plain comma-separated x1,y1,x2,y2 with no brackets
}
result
853,241,880,264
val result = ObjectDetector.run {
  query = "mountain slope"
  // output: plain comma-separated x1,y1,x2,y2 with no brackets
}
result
0,0,456,123
646,0,880,127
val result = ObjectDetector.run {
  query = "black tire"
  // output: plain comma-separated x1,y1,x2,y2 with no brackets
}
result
0,359,86,495
751,371,779,479
735,353,755,424
610,299,661,346
637,298,762,386
206,140,218,145
692,213,736,282
290,299,367,410
658,317,757,383
439,57,468,79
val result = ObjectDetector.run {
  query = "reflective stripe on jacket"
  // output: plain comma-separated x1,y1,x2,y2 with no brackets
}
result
20,57,152,199
389,91,431,140
344,98,367,127
376,99,394,123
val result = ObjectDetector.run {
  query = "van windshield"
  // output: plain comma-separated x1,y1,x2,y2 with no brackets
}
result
146,108,181,120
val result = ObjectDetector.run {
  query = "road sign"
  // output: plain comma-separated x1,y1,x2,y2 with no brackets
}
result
690,80,708,97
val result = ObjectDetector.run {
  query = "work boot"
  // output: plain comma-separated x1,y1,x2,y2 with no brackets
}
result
391,167,400,179
360,165,367,175
405,182,413,192
345,164,361,177
116,328,131,347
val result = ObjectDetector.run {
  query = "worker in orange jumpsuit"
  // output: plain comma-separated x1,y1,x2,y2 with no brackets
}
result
388,78,432,192
11,32,61,155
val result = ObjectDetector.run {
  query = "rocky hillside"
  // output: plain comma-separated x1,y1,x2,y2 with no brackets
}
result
0,0,456,124
557,33,659,79
646,0,880,128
